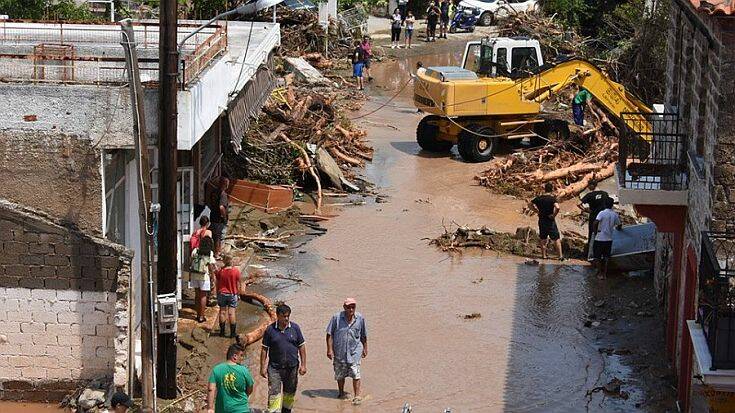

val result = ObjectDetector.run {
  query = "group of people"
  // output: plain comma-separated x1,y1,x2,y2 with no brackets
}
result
390,0,456,47
529,179,622,278
206,299,368,413
189,176,244,336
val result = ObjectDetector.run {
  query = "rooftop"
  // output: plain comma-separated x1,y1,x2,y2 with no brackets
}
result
0,19,228,85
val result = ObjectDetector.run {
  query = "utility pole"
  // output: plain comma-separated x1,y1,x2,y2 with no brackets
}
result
157,0,179,400
120,19,156,412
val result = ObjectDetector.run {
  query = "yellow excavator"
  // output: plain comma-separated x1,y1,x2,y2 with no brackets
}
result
413,37,652,162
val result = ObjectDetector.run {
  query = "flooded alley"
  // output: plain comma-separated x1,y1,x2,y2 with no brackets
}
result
241,48,675,412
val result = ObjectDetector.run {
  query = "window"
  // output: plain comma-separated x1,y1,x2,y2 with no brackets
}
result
463,43,481,72
496,47,508,74
511,47,539,73
103,150,132,245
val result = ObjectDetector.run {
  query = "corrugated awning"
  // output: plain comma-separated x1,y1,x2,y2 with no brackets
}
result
227,62,276,152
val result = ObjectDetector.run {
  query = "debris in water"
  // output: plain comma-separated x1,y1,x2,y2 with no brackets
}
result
524,259,540,266
593,299,606,308
432,225,586,259
463,313,482,320
472,277,484,284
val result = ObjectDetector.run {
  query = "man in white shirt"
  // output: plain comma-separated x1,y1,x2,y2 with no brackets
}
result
593,197,622,279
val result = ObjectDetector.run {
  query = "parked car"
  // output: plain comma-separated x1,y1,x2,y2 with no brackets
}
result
458,0,538,26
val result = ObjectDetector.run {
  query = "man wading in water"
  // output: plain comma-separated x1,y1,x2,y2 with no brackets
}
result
326,298,368,405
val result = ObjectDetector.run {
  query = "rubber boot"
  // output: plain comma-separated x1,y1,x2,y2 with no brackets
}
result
230,323,237,338
219,322,226,337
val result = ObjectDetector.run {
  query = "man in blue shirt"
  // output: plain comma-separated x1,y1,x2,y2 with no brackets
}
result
260,304,306,413
326,298,368,406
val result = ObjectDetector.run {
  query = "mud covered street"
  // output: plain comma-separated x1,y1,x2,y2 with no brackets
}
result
236,46,676,412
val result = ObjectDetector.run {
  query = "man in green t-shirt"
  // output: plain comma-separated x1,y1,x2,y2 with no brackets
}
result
207,343,255,413
572,87,593,126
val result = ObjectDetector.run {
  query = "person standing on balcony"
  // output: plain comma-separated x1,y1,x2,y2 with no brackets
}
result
593,197,622,279
578,179,609,258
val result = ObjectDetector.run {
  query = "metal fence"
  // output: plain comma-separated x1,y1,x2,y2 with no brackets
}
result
338,5,368,37
699,231,735,369
617,112,688,191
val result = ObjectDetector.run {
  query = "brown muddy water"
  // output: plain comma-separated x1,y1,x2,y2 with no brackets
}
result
243,49,675,412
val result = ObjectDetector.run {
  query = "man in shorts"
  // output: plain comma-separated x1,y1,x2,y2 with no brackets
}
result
578,179,609,257
326,298,368,405
529,182,564,260
439,0,450,39
593,197,622,279
351,40,365,90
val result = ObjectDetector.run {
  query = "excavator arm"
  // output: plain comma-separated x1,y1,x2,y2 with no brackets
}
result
517,59,652,133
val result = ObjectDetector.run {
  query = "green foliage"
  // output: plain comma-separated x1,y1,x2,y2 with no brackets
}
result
0,0,94,20
0,0,45,19
540,0,671,102
539,0,590,29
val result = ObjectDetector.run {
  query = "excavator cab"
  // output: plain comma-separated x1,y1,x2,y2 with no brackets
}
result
462,37,543,78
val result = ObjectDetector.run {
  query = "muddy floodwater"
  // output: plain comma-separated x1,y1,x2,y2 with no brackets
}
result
243,49,674,412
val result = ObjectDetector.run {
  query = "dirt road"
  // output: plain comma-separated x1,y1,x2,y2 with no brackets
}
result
243,48,675,412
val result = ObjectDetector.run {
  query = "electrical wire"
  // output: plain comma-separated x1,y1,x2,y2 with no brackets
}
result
230,19,255,97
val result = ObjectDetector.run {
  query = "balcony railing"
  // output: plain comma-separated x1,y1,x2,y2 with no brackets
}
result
698,231,735,370
617,112,688,191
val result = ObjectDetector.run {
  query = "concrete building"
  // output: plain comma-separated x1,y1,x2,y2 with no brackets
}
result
0,19,279,399
616,0,735,410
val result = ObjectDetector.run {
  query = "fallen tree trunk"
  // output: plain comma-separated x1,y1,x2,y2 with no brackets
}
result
556,163,615,201
532,162,604,182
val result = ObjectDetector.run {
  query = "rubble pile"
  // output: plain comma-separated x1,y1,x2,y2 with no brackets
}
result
498,12,587,59
260,6,353,61
223,80,370,191
475,87,619,201
432,225,587,259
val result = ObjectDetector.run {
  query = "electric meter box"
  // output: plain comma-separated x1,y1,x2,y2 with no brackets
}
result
157,293,178,334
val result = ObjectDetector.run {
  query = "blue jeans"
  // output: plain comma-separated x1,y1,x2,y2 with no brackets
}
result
353,62,364,78
572,103,585,126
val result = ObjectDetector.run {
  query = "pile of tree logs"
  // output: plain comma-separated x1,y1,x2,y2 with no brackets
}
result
223,79,370,191
474,87,619,201
498,12,587,60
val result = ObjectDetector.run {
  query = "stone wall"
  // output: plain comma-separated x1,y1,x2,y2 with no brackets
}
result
0,200,131,401
661,0,735,398
0,130,103,235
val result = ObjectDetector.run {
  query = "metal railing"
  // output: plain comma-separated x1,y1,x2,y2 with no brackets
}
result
698,231,735,369
617,112,688,191
0,20,225,86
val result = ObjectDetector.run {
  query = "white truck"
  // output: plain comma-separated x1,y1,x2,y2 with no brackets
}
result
459,0,538,26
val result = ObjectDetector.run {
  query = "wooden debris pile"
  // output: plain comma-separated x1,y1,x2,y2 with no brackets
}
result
498,12,588,60
432,225,587,259
222,79,370,210
474,86,619,201
259,6,353,60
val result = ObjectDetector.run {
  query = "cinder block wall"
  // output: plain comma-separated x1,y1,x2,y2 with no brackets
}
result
0,200,131,401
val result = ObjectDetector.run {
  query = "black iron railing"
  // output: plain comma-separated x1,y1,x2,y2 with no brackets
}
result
618,112,688,191
698,231,735,370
